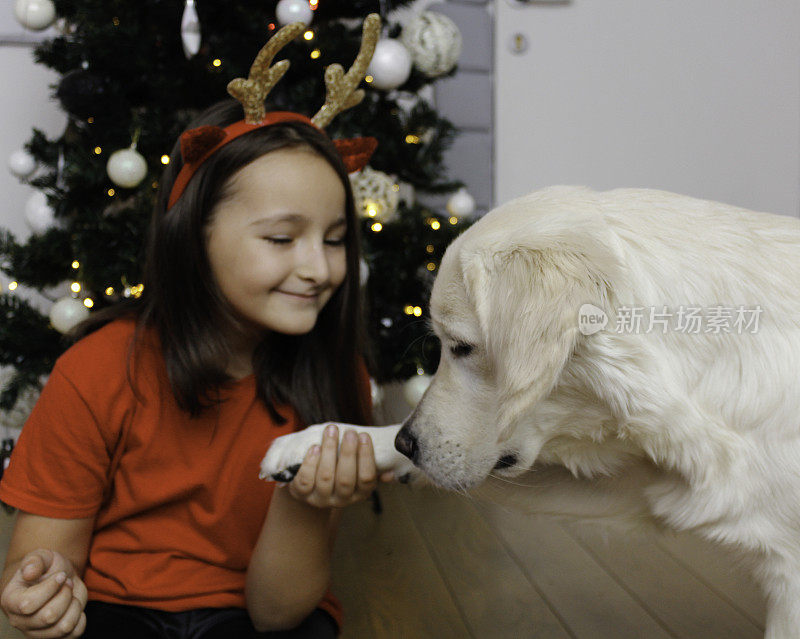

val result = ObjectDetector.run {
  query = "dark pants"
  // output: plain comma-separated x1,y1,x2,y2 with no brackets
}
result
83,601,338,639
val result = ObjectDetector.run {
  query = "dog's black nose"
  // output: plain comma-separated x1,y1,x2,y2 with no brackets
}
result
395,427,419,462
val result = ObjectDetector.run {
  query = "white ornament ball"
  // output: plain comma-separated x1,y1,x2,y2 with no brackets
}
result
106,147,148,188
276,0,313,26
350,167,399,223
446,187,476,218
14,0,56,31
402,373,432,406
24,191,55,234
367,39,412,91
402,11,462,77
8,150,37,179
49,296,89,334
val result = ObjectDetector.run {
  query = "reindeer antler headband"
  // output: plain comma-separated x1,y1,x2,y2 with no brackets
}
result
167,13,381,210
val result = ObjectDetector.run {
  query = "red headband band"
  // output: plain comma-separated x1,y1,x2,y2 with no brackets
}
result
167,112,377,210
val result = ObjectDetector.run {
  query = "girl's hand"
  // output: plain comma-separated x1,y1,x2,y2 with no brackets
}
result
287,424,394,508
1,548,88,638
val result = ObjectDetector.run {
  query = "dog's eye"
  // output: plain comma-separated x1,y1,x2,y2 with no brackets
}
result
450,342,473,358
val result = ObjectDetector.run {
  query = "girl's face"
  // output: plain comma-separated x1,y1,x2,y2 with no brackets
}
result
205,147,348,341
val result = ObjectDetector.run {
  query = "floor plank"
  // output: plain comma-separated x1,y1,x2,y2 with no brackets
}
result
331,484,472,638
655,531,766,626
400,486,572,638
567,524,763,637
478,502,675,639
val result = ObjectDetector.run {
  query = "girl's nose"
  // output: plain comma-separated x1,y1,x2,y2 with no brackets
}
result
295,243,330,283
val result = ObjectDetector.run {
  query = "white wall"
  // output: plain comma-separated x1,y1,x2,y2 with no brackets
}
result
0,43,64,242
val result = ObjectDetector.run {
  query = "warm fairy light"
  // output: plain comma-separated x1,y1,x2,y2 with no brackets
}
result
404,305,414,315
427,262,436,272
94,147,102,155
84,298,94,308
212,59,222,67
365,75,374,83
161,155,170,165
310,49,321,60
365,201,379,217
107,188,115,197
268,23,276,31
71,282,81,293
430,220,441,230
304,30,314,41
105,287,115,296
426,244,434,254
8,282,18,291
371,222,383,232
152,181,159,189
449,216,459,225
310,0,319,9
413,306,422,317
405,134,420,144
87,117,94,124
112,17,120,26
71,260,80,269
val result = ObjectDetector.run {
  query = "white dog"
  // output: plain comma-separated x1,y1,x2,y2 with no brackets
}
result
262,186,800,638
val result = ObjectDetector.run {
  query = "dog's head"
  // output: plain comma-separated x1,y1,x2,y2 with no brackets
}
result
396,187,622,490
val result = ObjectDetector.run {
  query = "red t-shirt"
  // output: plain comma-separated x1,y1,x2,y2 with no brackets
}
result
0,319,342,625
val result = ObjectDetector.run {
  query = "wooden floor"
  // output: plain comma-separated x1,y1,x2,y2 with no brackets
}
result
0,486,766,638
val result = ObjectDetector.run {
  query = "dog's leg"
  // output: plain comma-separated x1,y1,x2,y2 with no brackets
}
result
759,558,800,639
260,422,415,483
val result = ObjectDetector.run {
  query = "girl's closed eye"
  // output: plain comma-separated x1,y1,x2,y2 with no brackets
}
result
263,236,293,244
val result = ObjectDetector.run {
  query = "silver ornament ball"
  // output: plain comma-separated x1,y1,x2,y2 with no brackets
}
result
14,0,56,31
275,0,313,26
367,39,412,91
107,148,148,188
49,296,89,334
8,149,37,179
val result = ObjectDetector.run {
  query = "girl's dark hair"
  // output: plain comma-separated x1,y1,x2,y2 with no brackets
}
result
74,99,370,426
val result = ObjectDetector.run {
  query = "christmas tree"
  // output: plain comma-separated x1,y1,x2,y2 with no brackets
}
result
1,0,471,421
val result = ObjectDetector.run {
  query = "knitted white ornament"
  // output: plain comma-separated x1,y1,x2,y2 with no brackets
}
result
401,11,462,78
350,167,399,223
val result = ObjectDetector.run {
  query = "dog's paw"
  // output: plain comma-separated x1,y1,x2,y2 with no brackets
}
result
259,423,330,482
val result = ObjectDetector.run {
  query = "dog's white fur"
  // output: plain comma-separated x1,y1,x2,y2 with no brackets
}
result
262,187,800,638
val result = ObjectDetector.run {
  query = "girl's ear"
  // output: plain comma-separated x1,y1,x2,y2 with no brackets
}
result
463,247,607,440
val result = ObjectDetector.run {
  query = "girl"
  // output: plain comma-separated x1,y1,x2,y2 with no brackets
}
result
0,93,391,638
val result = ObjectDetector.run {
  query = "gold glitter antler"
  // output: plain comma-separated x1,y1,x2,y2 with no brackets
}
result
227,21,308,124
311,13,381,128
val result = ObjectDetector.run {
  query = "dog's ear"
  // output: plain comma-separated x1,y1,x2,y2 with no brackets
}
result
463,247,607,440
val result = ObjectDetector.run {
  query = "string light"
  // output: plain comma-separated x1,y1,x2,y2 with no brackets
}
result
87,117,94,124
83,298,94,308
365,201,379,218
430,220,441,230
309,0,319,8
71,282,81,294
8,282,18,291
405,134,420,145
426,262,436,272
71,260,80,269
449,216,459,225
426,244,434,254
94,147,102,155
310,49,321,60
268,22,276,31
161,155,170,165
404,305,423,317
105,287,115,296
112,17,120,26
303,30,314,41
365,75,374,83
212,59,222,67
413,306,422,317
107,188,115,197
370,222,382,232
